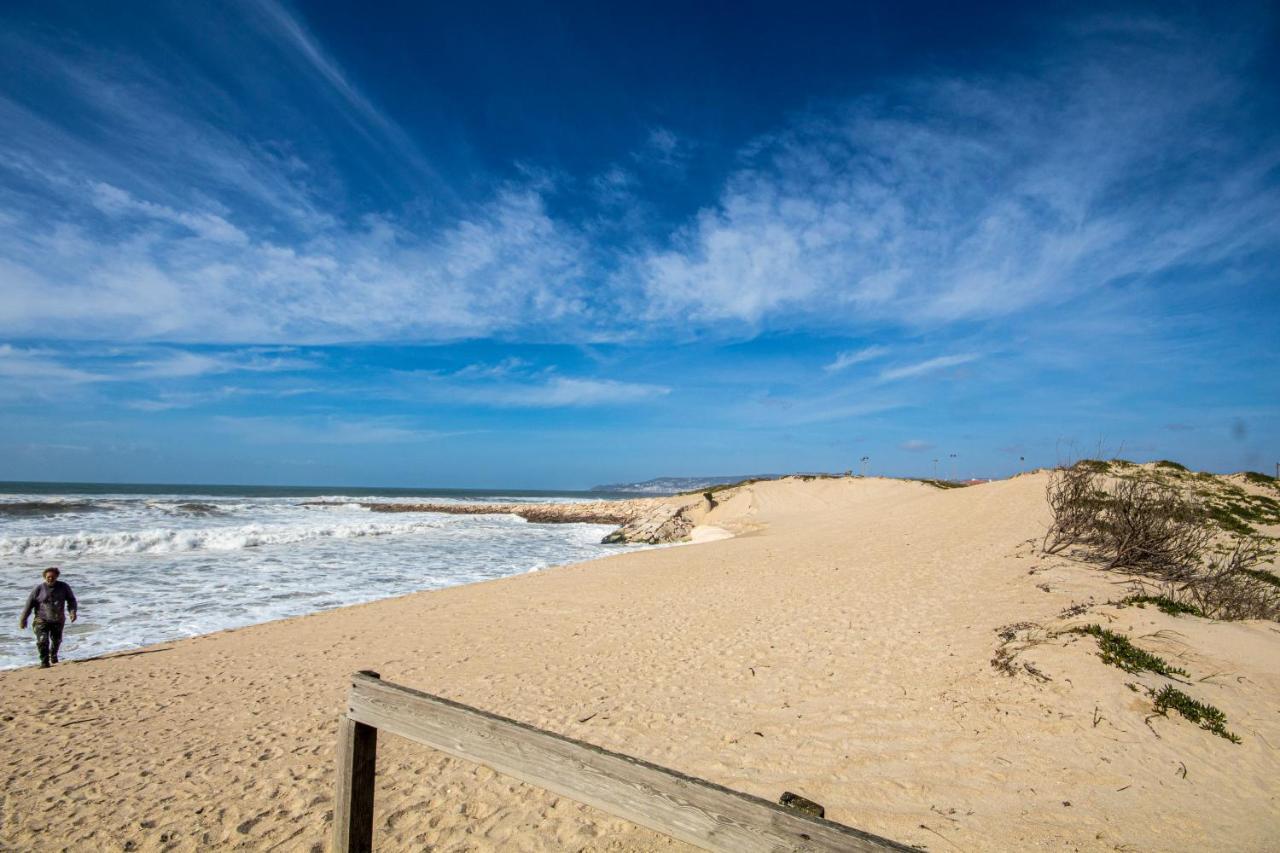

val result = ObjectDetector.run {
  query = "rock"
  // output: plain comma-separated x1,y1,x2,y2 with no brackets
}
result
600,506,694,545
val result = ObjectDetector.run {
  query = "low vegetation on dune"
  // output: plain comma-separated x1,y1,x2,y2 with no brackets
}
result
1153,685,1241,743
1042,460,1280,621
1068,624,1188,678
1012,459,1279,743
1118,594,1204,617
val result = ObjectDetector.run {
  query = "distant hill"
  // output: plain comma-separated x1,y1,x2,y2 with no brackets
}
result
590,475,785,495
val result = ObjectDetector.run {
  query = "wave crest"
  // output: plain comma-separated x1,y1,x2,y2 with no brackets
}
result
0,500,105,517
0,519,446,558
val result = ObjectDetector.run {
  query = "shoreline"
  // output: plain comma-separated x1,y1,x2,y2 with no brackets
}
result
1,474,1276,851
2,504,731,673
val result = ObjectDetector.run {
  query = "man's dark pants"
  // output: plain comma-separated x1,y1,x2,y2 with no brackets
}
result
34,619,64,665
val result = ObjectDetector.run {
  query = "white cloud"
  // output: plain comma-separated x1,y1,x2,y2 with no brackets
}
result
127,349,315,379
633,26,1278,333
453,376,670,408
824,346,889,373
592,167,636,205
0,344,104,383
90,182,248,245
450,357,531,380
900,439,934,452
879,353,979,382
0,10,1273,350
0,344,317,393
0,180,590,342
215,415,456,445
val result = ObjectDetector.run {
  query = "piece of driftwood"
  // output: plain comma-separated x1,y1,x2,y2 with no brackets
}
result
333,671,910,852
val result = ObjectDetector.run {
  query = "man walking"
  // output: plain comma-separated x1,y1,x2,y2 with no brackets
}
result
19,567,77,668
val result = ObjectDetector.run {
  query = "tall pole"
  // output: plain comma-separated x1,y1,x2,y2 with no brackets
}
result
949,453,957,482
933,458,938,479
860,456,869,478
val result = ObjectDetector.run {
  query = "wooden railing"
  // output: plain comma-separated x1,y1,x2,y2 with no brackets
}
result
332,671,910,852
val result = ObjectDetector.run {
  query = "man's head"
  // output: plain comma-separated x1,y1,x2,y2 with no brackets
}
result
42,567,60,584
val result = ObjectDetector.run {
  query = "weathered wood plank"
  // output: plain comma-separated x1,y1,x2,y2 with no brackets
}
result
346,672,910,852
332,678,379,853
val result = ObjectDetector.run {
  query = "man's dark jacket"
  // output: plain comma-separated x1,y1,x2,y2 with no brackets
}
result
21,581,77,624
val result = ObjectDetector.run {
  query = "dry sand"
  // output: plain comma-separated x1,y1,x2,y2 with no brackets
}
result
1,473,1277,851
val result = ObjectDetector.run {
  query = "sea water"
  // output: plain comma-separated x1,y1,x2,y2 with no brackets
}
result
0,482,639,670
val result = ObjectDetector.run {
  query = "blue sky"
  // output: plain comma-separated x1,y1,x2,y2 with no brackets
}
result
1,0,1277,488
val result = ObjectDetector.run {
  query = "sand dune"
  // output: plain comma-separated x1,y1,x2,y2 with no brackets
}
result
1,473,1277,851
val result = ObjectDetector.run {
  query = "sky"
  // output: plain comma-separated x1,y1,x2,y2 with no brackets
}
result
0,0,1277,488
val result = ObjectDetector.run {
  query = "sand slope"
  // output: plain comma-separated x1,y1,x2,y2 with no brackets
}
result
1,474,1277,851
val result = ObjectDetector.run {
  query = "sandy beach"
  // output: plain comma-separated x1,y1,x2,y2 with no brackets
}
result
1,473,1277,852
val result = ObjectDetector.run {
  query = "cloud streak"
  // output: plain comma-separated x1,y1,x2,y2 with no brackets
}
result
879,353,980,382
824,346,889,373
215,415,459,445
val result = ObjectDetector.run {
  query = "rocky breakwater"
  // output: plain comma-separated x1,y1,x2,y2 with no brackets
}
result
345,498,700,545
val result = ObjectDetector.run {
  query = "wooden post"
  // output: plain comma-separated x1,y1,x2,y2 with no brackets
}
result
332,670,380,853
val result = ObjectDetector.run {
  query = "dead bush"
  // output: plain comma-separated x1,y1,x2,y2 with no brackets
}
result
1097,477,1210,579
1043,463,1104,554
1042,463,1279,621
1043,463,1209,579
1179,539,1280,621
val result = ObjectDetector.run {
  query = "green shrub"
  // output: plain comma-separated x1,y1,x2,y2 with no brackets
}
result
1120,595,1204,617
1152,685,1240,743
1071,625,1188,678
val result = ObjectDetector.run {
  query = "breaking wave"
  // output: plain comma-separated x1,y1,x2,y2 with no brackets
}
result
0,500,106,517
0,519,449,558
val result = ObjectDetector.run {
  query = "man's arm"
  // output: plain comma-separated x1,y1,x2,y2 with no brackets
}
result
19,587,36,629
64,583,77,622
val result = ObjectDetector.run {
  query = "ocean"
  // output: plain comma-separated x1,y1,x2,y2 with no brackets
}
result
0,481,641,670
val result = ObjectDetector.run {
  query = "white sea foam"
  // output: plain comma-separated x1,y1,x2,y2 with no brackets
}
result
0,488,638,669
0,519,452,558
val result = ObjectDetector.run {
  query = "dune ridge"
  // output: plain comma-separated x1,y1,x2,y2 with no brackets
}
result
1,473,1276,851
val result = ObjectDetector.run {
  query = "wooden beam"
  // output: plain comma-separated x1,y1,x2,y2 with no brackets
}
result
346,672,910,852
332,672,380,853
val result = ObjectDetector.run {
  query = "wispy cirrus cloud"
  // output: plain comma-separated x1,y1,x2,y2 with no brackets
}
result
245,0,444,194
633,21,1278,335
824,346,889,373
214,415,461,445
879,353,980,383
0,343,315,391
126,348,316,379
0,344,104,383
465,377,670,408
90,182,248,245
